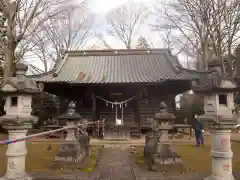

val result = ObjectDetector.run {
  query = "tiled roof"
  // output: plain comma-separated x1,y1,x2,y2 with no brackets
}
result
32,49,199,84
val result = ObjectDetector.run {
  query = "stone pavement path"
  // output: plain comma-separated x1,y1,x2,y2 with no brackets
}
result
91,147,136,180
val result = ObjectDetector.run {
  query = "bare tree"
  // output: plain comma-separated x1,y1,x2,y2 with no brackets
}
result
30,8,94,72
161,29,173,49
155,28,195,69
94,33,114,49
153,0,240,71
136,36,150,49
103,1,149,49
0,0,83,81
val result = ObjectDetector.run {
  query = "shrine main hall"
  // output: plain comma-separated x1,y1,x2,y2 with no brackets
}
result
33,49,199,139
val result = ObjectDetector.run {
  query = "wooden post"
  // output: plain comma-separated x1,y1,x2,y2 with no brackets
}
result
92,93,97,137
171,95,176,112
165,95,176,112
134,94,141,137
60,97,68,114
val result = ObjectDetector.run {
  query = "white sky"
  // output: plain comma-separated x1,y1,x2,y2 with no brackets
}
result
87,0,190,67
89,0,154,14
85,0,161,49
26,0,186,104
27,0,192,73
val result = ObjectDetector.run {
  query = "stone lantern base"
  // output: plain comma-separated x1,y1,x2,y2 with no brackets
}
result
0,172,33,180
0,116,37,180
55,142,85,163
54,134,90,166
0,174,33,180
154,143,182,164
77,134,91,157
144,133,158,158
144,132,183,172
151,143,183,172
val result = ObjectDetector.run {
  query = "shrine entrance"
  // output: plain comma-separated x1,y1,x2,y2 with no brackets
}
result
96,93,139,140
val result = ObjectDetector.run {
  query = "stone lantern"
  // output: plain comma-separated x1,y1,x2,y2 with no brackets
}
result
145,102,182,172
0,63,41,180
55,101,85,163
58,101,83,141
153,102,182,169
192,58,240,180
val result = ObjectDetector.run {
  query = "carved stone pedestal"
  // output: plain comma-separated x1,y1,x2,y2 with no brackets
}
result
152,122,182,172
55,135,90,166
205,128,235,180
0,129,32,180
154,144,182,165
55,142,84,163
77,134,91,157
144,134,158,159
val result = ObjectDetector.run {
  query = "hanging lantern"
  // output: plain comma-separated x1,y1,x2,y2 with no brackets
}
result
112,104,114,108
145,99,148,104
106,101,108,106
120,103,122,108
125,102,127,107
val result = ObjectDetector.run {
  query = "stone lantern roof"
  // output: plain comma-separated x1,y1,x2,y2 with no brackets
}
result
1,63,41,95
192,56,240,93
154,101,176,121
192,56,239,128
58,101,83,125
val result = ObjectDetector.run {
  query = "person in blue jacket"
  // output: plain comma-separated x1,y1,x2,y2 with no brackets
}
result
194,114,204,147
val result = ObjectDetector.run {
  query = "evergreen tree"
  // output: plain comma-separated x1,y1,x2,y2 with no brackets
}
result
0,12,6,43
136,36,150,49
0,12,6,79
32,93,60,128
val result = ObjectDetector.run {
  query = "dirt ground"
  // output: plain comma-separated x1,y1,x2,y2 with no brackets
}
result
0,132,240,173
0,143,99,173
135,138,240,173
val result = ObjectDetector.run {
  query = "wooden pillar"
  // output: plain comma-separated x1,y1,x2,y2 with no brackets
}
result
165,95,176,112
92,93,97,137
92,93,97,121
96,103,101,138
60,97,68,114
134,94,141,131
171,95,176,112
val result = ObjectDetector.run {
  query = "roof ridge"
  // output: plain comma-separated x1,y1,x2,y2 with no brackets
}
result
54,53,69,76
28,53,67,79
177,66,208,74
65,48,171,57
